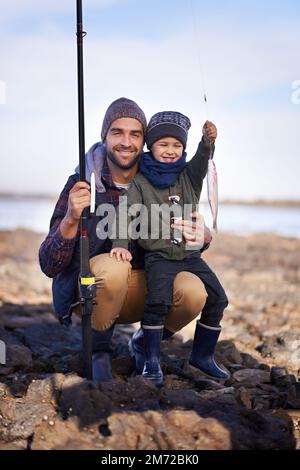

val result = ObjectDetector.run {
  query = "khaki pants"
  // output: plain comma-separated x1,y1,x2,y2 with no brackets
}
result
85,253,207,332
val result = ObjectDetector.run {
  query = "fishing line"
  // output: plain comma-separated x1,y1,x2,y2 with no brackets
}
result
189,0,210,120
189,0,218,233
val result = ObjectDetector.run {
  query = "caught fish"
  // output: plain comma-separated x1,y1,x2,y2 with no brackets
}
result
207,154,218,232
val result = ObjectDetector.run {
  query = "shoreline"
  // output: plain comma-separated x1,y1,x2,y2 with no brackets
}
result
0,193,300,208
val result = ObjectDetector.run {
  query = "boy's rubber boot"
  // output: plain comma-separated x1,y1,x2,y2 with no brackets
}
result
129,326,173,374
142,326,164,386
189,321,230,380
91,324,115,383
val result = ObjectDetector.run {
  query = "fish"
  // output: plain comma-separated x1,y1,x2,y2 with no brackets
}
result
207,154,218,232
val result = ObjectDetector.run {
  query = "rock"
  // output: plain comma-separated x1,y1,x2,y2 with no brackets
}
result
26,374,66,403
18,323,81,356
0,399,56,442
159,389,202,408
199,387,236,401
103,410,231,450
0,440,28,450
216,340,243,365
32,416,102,450
240,353,260,368
193,377,225,391
259,333,300,372
0,382,11,398
236,387,252,409
6,344,33,369
59,375,113,426
270,367,296,389
232,369,270,385
100,376,160,412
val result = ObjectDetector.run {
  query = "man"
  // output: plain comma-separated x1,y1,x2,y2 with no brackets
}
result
39,97,212,383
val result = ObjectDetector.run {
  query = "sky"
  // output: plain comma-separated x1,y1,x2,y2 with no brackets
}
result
0,0,299,200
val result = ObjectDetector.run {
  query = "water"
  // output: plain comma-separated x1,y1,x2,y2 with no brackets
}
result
0,197,299,239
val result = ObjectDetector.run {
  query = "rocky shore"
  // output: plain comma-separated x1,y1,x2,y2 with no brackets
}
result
0,229,299,450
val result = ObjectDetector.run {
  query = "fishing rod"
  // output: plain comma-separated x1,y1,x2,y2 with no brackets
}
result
76,0,96,380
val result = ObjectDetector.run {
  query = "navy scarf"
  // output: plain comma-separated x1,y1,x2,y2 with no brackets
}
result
140,151,187,189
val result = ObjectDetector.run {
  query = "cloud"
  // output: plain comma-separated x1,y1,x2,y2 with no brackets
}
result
0,17,299,199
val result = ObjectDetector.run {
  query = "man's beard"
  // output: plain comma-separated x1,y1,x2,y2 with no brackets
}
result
107,148,140,170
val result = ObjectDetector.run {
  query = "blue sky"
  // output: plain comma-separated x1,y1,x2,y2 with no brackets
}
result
0,0,299,200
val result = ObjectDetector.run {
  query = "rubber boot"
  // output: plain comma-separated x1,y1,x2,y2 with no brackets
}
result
129,326,173,374
189,321,230,380
92,324,115,383
142,326,164,386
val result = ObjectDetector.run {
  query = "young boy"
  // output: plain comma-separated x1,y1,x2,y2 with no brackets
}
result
110,111,229,385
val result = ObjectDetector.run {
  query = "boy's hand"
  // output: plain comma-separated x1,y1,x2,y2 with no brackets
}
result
202,121,217,145
172,211,212,247
110,247,132,262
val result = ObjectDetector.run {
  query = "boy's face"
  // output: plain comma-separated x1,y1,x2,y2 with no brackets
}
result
151,137,183,163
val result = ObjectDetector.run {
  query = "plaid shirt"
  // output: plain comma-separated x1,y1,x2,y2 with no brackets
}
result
39,158,143,278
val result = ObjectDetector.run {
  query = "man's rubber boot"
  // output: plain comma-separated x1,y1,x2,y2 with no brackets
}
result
142,326,164,386
92,324,115,383
189,321,230,380
129,326,173,374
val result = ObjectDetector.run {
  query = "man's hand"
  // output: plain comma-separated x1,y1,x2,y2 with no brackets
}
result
172,211,212,247
66,181,91,224
202,121,217,146
110,247,132,262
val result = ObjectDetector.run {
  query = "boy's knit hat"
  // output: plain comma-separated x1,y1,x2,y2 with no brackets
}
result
101,97,147,141
146,111,191,150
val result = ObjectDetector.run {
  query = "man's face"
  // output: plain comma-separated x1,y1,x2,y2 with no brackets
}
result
105,118,144,170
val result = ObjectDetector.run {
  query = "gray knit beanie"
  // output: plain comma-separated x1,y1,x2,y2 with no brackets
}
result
101,97,147,141
146,111,191,150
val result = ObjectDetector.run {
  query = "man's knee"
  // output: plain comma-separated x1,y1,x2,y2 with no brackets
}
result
173,271,207,317
90,253,131,292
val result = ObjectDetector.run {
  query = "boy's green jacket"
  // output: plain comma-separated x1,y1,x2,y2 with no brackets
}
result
112,139,212,260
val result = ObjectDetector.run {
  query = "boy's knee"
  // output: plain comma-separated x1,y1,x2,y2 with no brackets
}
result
216,292,228,311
